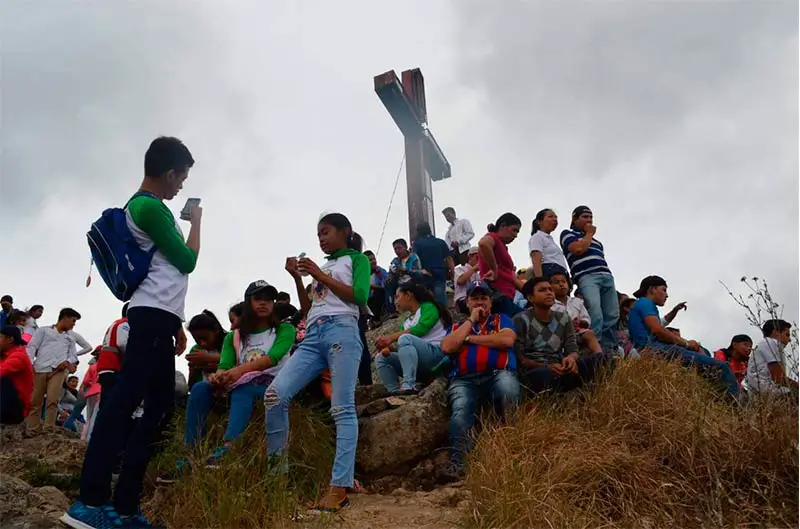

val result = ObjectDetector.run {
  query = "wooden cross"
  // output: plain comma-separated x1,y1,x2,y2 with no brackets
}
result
374,68,451,241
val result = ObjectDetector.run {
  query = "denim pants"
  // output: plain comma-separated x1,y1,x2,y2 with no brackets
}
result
185,380,268,446
576,272,619,349
492,294,524,318
79,307,180,515
519,353,610,394
647,342,740,398
447,370,520,467
431,279,447,306
375,335,444,392
542,262,569,279
264,314,361,488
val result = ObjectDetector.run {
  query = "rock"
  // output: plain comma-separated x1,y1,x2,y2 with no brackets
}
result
355,384,390,406
356,378,449,477
0,429,85,478
357,398,390,418
0,473,69,529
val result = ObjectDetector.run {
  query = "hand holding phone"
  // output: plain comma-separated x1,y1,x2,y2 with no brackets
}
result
180,198,202,221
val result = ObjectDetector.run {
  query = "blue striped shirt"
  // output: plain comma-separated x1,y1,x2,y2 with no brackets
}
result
559,228,612,281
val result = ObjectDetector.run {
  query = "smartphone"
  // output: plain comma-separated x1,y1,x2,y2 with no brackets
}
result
297,252,308,276
180,198,201,221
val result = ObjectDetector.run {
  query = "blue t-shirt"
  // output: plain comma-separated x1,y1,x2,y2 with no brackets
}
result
628,298,660,348
412,236,451,281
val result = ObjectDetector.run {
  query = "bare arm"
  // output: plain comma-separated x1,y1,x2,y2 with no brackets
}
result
441,323,473,355
478,235,497,273
768,363,799,390
446,256,455,280
566,233,594,256
643,315,688,346
456,265,474,286
294,276,312,316
531,251,543,277
185,206,202,257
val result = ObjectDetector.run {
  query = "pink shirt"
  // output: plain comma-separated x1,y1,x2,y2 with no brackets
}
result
478,232,517,299
82,363,102,398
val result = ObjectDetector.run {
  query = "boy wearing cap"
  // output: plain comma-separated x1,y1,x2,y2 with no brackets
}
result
439,280,519,483
0,325,34,425
628,275,739,398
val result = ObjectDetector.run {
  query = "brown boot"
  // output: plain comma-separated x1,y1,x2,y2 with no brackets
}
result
312,486,350,513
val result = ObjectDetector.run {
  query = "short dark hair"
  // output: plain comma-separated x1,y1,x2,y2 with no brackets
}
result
549,269,571,287
8,309,27,326
144,136,194,178
392,238,408,248
522,276,551,297
416,222,433,238
762,319,791,338
363,250,375,257
29,304,43,313
276,292,291,303
442,207,455,216
730,334,752,345
1,295,12,303
58,308,81,321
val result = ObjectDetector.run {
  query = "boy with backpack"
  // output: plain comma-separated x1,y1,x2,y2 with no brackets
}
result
63,136,202,529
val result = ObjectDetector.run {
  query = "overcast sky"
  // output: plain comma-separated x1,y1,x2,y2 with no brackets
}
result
2,0,797,379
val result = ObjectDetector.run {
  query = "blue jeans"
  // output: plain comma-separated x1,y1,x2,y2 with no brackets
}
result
447,370,520,467
375,335,444,392
184,380,267,446
576,272,619,349
264,315,361,488
432,280,447,306
647,342,740,398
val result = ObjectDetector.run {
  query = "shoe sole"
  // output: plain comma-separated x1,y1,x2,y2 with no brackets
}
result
59,513,96,529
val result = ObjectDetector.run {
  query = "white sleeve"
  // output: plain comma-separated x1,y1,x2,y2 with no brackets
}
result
577,299,592,325
72,332,93,357
528,233,544,254
459,219,474,245
117,322,130,354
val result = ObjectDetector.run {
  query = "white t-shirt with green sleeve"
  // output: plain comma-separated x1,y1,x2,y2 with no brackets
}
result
306,249,370,322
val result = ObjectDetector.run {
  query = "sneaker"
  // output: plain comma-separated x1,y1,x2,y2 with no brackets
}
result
436,462,465,485
155,458,190,485
60,501,122,529
309,486,350,513
204,446,228,468
118,509,162,528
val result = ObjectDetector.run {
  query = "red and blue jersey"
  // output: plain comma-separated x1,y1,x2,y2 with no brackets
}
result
449,313,517,377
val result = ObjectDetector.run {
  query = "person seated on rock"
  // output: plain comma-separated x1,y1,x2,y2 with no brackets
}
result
438,280,519,483
374,281,453,395
744,320,798,397
185,310,226,389
385,238,423,315
628,275,739,399
0,325,34,425
513,277,608,395
228,302,244,331
549,271,602,355
713,334,752,389
453,247,480,315
183,280,294,468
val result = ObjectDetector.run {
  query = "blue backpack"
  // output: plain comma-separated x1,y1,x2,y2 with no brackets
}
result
87,191,158,301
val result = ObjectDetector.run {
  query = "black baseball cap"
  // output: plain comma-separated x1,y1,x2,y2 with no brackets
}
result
1,295,12,303
244,280,278,300
1,325,27,346
633,276,667,298
572,205,592,218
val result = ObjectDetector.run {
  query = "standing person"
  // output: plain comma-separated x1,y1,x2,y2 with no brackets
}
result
265,212,369,512
25,308,83,434
385,238,423,314
744,320,798,396
63,136,201,529
81,356,103,442
374,282,452,395
559,206,619,349
184,281,294,467
8,310,33,343
528,209,569,279
412,222,454,306
477,213,525,317
442,207,474,265
96,304,130,412
185,310,226,388
24,305,44,337
0,295,14,328
714,335,752,388
453,248,480,315
0,326,34,425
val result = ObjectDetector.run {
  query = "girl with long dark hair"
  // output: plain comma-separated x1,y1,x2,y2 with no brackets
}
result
528,209,569,278
477,213,524,317
266,212,370,512
375,281,452,395
185,310,226,388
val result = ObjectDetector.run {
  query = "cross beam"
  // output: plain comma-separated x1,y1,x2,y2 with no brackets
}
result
374,68,451,241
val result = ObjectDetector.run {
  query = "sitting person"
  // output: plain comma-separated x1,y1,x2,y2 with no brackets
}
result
714,335,752,388
628,276,739,398
0,326,34,425
453,247,480,315
549,271,602,355
513,277,607,394
385,238,423,314
617,297,637,357
438,280,519,483
744,320,798,396
374,282,452,395
184,281,294,467
228,302,244,330
513,269,529,309
186,310,226,388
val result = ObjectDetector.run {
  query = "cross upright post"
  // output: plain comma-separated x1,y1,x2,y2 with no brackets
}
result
374,68,451,243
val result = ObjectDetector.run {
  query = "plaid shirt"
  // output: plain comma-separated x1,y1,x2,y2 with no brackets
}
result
512,309,578,365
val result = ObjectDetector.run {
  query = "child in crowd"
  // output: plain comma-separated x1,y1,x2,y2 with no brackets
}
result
0,326,34,425
714,335,752,388
183,281,294,467
549,271,603,354
186,310,225,388
375,281,452,395
453,247,480,315
229,302,244,330
81,353,103,441
266,212,370,512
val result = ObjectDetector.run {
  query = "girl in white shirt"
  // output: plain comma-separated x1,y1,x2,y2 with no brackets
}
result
528,209,569,278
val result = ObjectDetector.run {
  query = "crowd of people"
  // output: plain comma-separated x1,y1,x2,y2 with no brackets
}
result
0,136,796,529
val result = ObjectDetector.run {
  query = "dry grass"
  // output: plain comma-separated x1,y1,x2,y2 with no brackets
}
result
464,357,799,529
145,401,335,529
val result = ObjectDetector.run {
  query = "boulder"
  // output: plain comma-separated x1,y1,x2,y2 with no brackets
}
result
0,473,69,529
356,378,449,477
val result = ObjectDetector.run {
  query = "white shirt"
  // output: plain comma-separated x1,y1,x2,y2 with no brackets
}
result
24,316,38,337
528,231,568,270
744,337,791,394
402,306,447,346
236,328,288,377
453,264,479,302
445,218,475,254
553,297,591,327
307,252,366,322
26,326,88,373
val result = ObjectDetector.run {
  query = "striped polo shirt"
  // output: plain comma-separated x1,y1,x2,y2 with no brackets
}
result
559,228,612,281
449,313,517,377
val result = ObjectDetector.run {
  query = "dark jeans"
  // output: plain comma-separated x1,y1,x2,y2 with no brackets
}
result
519,353,609,394
79,306,180,515
492,294,523,318
452,249,468,266
541,262,569,279
647,343,739,398
368,289,386,322
0,376,24,425
358,315,372,386
63,395,87,431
